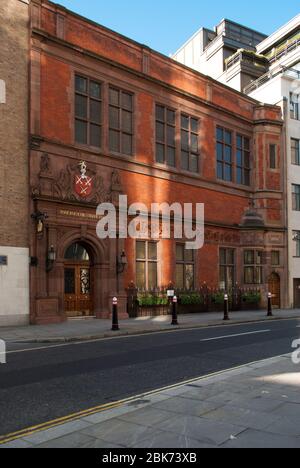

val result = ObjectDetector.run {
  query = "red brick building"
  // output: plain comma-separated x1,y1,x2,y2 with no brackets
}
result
29,0,287,324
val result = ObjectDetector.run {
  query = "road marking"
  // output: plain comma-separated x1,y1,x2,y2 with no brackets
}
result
4,317,298,355
200,330,271,342
0,353,289,446
6,342,79,355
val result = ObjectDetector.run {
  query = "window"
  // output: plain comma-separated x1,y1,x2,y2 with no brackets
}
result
292,184,300,211
271,251,280,266
244,250,263,284
216,127,233,182
75,75,102,147
155,105,176,166
291,139,300,165
181,115,199,173
290,92,300,120
293,231,300,257
236,135,250,185
109,87,133,155
219,248,235,290
175,244,195,290
136,241,158,290
269,144,277,169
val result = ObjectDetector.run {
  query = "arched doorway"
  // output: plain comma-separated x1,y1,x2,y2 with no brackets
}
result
268,273,281,309
64,242,93,317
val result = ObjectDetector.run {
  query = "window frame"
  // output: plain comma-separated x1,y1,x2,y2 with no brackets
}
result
236,134,251,186
269,144,277,169
219,248,235,291
291,138,300,166
74,74,103,149
290,92,300,121
216,126,233,182
292,184,300,211
244,250,264,285
108,86,134,157
293,231,300,258
180,114,200,174
175,243,195,290
136,241,158,290
155,104,176,167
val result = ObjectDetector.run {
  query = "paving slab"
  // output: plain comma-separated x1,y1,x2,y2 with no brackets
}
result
151,414,246,445
2,353,300,448
80,418,159,447
201,404,281,431
150,397,221,418
221,428,300,449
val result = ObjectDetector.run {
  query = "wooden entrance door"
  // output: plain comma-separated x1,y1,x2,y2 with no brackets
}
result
268,273,281,309
64,264,93,317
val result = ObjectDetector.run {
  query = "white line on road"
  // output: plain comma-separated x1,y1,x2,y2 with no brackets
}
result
4,323,285,355
201,330,271,342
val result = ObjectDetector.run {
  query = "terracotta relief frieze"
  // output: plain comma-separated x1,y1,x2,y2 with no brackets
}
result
204,229,240,245
32,153,123,206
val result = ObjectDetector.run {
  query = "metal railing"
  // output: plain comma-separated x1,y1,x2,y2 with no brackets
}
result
226,51,268,72
269,37,300,65
244,66,300,94
127,285,262,318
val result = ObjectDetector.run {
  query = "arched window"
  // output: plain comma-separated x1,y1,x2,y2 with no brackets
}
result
64,243,90,261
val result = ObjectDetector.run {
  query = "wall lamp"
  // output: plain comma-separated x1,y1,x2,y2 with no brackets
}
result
31,211,48,234
117,251,128,275
46,245,56,273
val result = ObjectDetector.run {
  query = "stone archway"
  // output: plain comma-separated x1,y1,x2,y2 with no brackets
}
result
55,231,111,319
268,272,281,309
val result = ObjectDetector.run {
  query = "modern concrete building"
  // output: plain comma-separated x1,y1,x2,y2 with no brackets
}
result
246,16,300,308
0,0,30,325
174,15,300,307
172,19,268,92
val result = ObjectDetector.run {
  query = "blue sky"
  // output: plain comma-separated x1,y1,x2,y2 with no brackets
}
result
56,1,300,56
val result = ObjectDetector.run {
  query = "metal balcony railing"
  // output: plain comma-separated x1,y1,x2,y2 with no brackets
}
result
244,67,300,94
269,37,300,65
226,51,268,72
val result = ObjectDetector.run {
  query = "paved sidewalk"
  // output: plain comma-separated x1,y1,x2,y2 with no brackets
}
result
2,354,300,448
0,309,299,344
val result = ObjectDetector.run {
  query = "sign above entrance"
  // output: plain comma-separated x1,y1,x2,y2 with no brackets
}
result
75,161,93,199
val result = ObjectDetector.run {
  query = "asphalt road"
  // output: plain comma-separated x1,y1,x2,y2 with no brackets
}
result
0,318,300,436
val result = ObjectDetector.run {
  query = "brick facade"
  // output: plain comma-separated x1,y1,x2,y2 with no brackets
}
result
0,0,29,248
0,0,30,325
28,0,288,324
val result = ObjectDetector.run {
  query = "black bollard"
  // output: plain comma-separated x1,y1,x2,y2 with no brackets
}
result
171,296,179,326
112,297,120,331
224,293,230,321
267,292,273,317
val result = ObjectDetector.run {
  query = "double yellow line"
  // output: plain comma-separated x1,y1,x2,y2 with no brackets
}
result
0,400,123,445
0,353,287,446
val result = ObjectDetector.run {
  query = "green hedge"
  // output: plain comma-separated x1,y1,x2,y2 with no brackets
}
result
211,292,226,305
180,294,204,306
138,295,169,307
242,292,261,304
